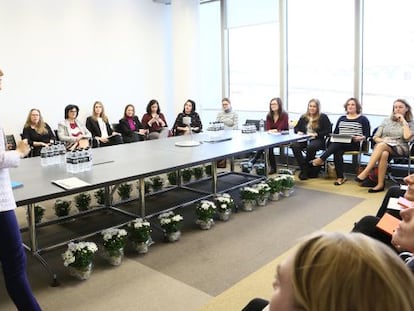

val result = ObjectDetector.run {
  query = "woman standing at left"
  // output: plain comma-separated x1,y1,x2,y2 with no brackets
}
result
57,104,91,150
22,108,56,157
0,69,42,310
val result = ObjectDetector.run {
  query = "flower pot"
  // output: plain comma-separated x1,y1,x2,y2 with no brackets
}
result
282,187,294,197
241,200,255,212
269,192,280,201
165,230,181,242
196,218,214,230
67,263,93,280
256,198,268,206
218,209,231,221
103,248,124,266
131,240,150,254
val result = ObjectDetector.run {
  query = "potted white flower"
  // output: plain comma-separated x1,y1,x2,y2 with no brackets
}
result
254,182,271,206
281,175,295,197
158,211,184,242
126,218,153,254
62,241,98,280
240,186,259,211
214,193,235,221
101,228,128,266
195,200,216,230
266,176,283,201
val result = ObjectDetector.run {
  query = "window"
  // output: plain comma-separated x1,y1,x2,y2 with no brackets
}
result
287,0,355,114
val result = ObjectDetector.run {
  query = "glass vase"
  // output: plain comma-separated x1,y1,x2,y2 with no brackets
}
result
165,230,181,242
131,240,150,254
218,209,231,221
241,200,255,212
196,218,214,230
67,262,93,280
103,248,124,266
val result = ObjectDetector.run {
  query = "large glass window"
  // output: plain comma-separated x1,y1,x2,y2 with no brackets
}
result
287,0,355,114
362,0,414,116
227,0,279,111
200,1,222,111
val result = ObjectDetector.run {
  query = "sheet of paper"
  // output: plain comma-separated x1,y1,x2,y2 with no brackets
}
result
52,177,91,190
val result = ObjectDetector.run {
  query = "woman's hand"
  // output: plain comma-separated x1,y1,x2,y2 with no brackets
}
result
352,135,365,142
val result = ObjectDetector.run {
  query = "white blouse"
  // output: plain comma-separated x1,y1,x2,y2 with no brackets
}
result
0,126,21,212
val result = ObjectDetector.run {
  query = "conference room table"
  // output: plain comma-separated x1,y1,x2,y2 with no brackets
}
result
10,129,309,284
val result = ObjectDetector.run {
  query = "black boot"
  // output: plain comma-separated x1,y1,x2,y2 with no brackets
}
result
299,166,308,180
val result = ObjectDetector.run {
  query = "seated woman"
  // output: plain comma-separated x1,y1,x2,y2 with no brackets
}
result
118,104,148,143
22,108,56,156
141,99,170,140
356,99,414,193
173,99,202,136
251,97,289,174
290,99,331,180
57,104,91,150
216,97,238,129
242,232,414,311
311,98,370,185
86,101,123,147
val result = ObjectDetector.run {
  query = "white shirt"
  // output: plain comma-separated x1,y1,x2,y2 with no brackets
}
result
0,126,20,212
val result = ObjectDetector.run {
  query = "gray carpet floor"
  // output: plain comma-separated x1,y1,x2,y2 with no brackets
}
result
0,187,362,310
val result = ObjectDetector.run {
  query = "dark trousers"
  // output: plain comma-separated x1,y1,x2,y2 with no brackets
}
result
253,148,276,170
291,139,325,168
319,142,359,178
0,210,41,310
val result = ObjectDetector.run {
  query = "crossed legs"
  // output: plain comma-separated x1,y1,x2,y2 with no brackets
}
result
356,142,392,191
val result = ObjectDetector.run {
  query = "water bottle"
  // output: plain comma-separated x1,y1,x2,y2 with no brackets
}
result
73,149,80,173
46,145,53,166
85,147,93,171
40,147,47,167
52,142,59,164
66,151,74,173
59,142,66,165
259,119,265,132
79,148,87,172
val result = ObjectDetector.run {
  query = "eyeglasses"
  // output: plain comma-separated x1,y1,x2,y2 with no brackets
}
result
69,110,77,113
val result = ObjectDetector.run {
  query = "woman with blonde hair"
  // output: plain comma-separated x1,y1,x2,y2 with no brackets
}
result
242,232,414,311
86,101,123,147
291,99,331,180
22,108,56,156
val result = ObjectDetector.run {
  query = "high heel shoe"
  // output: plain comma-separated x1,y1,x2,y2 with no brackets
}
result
310,158,324,167
354,176,366,183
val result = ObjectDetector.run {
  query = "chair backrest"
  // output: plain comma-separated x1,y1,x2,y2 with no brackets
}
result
245,119,260,131
5,134,16,150
112,123,120,133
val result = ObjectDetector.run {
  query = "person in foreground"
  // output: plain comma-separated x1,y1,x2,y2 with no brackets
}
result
355,99,414,193
0,69,42,310
242,231,414,311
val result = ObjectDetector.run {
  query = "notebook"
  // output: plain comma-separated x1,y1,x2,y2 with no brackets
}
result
52,177,91,190
330,134,353,143
376,212,401,236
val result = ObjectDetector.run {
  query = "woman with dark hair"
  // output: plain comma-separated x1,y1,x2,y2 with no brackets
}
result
251,97,289,174
22,108,56,156
57,104,91,150
141,99,170,140
356,99,414,193
291,99,332,180
85,101,123,147
118,104,148,143
173,99,202,136
311,98,370,186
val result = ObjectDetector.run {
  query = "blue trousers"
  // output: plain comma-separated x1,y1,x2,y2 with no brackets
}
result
0,210,41,310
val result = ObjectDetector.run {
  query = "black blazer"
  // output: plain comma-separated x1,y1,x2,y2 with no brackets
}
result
118,116,145,137
294,113,332,142
85,117,114,138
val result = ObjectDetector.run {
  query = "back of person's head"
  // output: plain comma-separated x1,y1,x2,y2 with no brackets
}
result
292,232,414,311
64,104,79,119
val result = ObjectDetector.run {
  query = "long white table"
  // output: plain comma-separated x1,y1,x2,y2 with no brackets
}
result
11,130,309,284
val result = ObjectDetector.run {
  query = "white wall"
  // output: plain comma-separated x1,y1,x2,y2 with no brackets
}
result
0,0,176,139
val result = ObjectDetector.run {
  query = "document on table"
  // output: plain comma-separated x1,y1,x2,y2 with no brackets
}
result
52,177,91,190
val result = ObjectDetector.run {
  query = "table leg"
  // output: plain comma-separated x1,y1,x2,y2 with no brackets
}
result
212,161,218,194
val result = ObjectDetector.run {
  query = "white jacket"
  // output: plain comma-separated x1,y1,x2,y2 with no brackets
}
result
0,127,20,212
